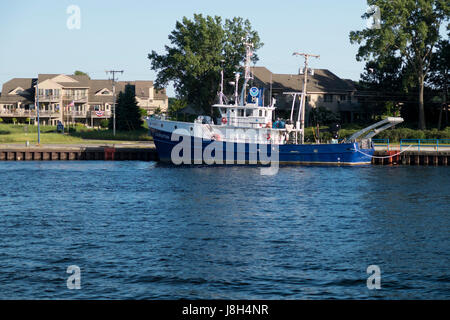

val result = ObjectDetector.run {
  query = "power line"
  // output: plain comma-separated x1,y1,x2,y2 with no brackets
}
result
105,70,124,136
293,52,320,144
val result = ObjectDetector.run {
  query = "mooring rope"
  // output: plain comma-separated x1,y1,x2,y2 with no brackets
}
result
354,145,414,159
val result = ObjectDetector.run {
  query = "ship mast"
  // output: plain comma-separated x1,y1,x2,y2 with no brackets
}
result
240,38,254,106
293,52,319,144
218,59,225,105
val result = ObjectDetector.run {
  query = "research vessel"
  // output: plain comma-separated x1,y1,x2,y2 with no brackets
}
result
147,41,402,165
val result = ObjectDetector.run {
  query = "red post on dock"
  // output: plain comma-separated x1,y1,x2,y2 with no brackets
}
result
386,150,397,165
104,148,116,161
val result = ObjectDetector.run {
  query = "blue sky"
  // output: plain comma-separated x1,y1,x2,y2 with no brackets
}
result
0,0,371,97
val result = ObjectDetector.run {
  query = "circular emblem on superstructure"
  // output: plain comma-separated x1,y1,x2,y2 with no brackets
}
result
249,87,259,97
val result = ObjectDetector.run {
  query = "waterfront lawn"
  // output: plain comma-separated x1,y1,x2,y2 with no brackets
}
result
0,123,152,144
0,123,84,144
68,126,152,141
2,122,448,145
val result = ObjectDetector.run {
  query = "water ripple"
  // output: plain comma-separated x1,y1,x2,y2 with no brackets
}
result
0,162,448,299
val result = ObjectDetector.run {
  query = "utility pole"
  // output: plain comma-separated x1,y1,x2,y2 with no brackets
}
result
106,70,124,136
293,52,319,144
36,80,41,145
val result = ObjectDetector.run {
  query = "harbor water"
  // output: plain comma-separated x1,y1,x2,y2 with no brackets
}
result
0,161,449,299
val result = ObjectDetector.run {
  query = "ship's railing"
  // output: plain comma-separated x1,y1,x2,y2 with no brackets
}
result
400,139,450,152
212,126,285,144
226,117,270,129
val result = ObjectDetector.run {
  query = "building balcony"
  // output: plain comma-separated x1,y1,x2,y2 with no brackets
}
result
62,95,88,103
38,111,60,117
0,110,60,118
68,111,88,118
38,95,60,102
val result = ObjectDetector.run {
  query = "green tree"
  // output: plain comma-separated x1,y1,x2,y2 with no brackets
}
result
167,97,187,118
350,0,449,129
428,39,449,129
357,55,416,119
148,14,262,115
109,84,143,131
139,108,148,117
100,119,109,128
309,107,340,126
359,55,406,92
74,70,89,76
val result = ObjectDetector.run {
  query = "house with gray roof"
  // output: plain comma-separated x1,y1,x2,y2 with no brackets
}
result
0,78,37,122
250,66,368,124
0,74,168,126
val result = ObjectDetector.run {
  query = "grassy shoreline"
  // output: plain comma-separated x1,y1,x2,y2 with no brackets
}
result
0,123,152,144
1,123,449,145
304,125,450,143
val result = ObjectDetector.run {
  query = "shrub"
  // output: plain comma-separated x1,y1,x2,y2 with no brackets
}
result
139,108,148,117
375,128,450,142
100,119,109,128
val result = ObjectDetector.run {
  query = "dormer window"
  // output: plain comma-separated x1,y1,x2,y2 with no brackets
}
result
9,87,25,95
96,88,112,96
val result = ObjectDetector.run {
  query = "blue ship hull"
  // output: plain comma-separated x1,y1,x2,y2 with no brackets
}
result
150,128,374,165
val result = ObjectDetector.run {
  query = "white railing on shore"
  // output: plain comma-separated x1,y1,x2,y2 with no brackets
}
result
0,110,60,117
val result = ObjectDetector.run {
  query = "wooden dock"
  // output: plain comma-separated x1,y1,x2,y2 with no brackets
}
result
0,145,448,165
0,146,159,162
372,150,449,165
